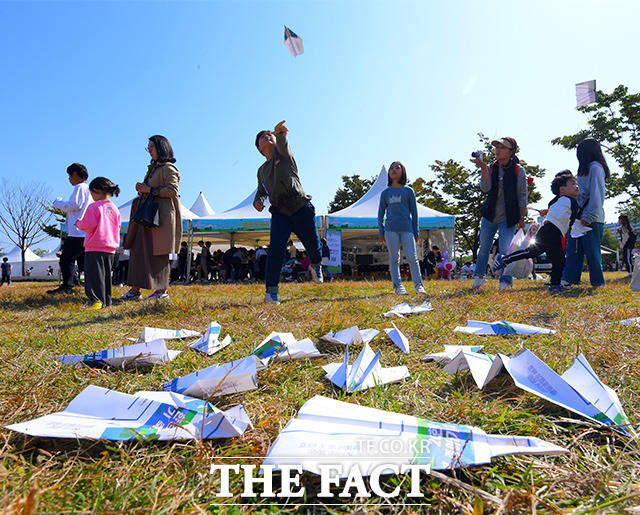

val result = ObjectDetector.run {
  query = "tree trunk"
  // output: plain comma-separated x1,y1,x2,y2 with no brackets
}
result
21,247,26,276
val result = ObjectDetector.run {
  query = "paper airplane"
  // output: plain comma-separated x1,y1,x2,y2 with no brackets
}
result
163,356,261,399
323,343,409,392
321,326,380,346
189,322,232,356
252,331,321,366
454,320,556,335
501,349,635,436
570,223,592,239
618,317,640,327
131,327,201,343
284,25,304,57
55,340,180,369
262,395,567,476
383,301,433,318
423,345,504,389
575,80,596,107
5,385,251,441
383,322,410,353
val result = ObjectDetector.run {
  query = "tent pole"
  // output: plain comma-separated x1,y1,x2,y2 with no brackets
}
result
185,220,193,285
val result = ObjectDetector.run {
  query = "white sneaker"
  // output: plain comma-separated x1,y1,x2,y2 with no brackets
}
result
395,284,408,295
471,276,486,290
415,284,427,294
499,282,511,290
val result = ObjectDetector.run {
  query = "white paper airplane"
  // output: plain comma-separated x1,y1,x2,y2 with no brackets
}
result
5,385,251,441
383,322,410,353
575,80,596,107
454,320,556,335
262,395,567,476
323,343,409,392
252,331,322,366
163,356,261,399
284,26,304,57
383,301,433,318
618,317,640,327
131,327,201,343
423,345,504,389
570,223,592,239
55,339,180,369
501,349,635,436
189,322,232,356
321,326,380,346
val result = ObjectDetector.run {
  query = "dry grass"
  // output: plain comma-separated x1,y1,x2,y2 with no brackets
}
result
1,274,640,513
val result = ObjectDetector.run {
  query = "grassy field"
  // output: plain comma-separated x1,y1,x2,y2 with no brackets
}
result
1,274,639,514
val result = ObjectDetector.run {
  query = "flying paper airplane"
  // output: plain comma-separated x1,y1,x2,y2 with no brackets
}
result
55,340,180,369
252,331,321,366
163,356,261,399
383,322,410,353
131,327,201,343
5,385,251,441
423,345,504,389
501,349,635,436
322,342,409,392
262,395,567,476
321,326,380,346
575,80,597,107
190,322,232,356
454,320,556,335
284,26,304,57
570,223,592,239
383,301,433,318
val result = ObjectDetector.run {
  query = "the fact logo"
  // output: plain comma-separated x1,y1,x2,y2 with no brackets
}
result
210,463,432,498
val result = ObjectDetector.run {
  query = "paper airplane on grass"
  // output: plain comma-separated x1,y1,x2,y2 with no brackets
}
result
321,326,379,346
163,356,260,399
617,317,640,327
322,343,409,392
189,322,232,356
55,340,180,369
5,385,251,441
422,345,504,389
501,349,635,436
454,320,556,335
383,301,433,318
262,395,567,476
384,322,410,353
131,327,201,343
252,332,321,366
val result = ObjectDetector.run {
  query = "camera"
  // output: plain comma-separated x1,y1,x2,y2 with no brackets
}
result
471,151,484,158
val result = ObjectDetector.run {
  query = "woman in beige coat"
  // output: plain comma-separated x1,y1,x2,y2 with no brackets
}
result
122,135,181,300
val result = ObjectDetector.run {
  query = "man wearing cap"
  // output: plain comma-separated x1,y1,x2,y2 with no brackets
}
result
472,137,527,290
253,120,323,304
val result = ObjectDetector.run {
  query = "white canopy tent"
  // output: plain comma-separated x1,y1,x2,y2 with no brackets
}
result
118,197,200,234
0,246,59,278
189,192,215,217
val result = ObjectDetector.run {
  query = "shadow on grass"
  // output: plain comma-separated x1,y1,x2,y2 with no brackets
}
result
48,302,174,330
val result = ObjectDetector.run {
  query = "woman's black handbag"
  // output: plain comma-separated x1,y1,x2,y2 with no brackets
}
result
131,191,160,228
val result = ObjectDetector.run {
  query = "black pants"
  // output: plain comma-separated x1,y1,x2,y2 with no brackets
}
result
84,251,114,306
60,237,85,289
0,272,10,285
622,242,635,272
504,223,565,286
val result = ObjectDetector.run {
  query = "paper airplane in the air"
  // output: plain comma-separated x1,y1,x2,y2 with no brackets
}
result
262,395,567,476
575,80,596,107
252,331,321,366
383,301,433,318
163,356,261,399
322,342,409,393
284,26,304,57
5,385,251,441
321,326,379,346
189,322,232,356
384,322,410,353
454,320,556,335
55,340,180,369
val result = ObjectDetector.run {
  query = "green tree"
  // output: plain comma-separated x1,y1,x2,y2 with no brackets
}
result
414,133,545,259
328,174,374,213
551,84,640,205
41,207,66,239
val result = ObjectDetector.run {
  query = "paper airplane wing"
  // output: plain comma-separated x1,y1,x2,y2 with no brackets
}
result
575,80,596,107
384,323,410,353
284,25,304,57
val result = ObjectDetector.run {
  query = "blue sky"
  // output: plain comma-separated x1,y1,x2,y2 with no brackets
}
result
1,0,638,250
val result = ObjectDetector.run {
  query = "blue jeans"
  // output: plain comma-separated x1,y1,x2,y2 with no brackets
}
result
475,217,516,286
265,202,322,292
385,231,423,287
562,222,605,286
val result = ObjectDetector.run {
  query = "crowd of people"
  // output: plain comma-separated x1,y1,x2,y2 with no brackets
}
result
40,123,635,308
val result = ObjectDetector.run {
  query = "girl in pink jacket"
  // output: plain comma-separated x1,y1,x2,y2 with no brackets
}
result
76,177,121,309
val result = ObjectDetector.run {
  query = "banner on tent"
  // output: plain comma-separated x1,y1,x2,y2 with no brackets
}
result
327,216,454,231
326,230,342,273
